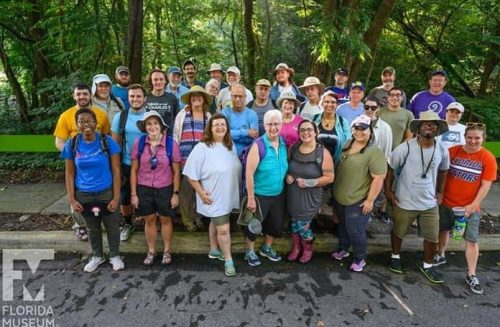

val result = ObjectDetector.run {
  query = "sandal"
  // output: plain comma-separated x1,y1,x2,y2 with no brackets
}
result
161,251,172,265
143,251,156,266
74,227,88,241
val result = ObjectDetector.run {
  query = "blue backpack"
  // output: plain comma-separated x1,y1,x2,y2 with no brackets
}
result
137,134,174,166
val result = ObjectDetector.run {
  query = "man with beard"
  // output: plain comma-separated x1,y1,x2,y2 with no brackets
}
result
385,110,450,283
269,63,305,103
53,83,111,240
368,67,407,108
181,59,205,88
166,66,189,108
112,66,131,110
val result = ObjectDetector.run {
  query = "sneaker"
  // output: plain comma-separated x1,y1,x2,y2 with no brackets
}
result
208,249,225,261
110,256,125,271
465,275,484,294
389,257,404,274
120,224,134,241
331,249,350,261
244,250,261,267
83,256,105,273
380,212,391,224
350,259,366,272
433,254,446,267
420,266,444,284
259,245,282,262
224,260,237,277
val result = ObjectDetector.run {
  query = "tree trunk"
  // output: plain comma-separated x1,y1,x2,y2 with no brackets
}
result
231,7,240,69
243,0,256,86
0,39,30,123
261,0,272,77
478,20,499,95
127,0,143,84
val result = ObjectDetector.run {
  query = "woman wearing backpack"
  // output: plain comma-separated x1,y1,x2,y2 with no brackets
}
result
130,111,181,266
286,120,334,264
183,113,241,276
62,107,123,273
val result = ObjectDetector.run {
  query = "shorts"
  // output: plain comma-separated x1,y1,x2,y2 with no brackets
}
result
392,205,439,243
439,205,480,243
121,164,131,205
211,214,230,226
244,192,285,241
136,185,176,217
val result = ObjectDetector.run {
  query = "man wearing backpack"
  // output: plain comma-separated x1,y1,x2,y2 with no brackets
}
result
91,73,125,123
111,84,147,241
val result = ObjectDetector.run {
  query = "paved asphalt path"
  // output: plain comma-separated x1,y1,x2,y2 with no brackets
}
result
1,251,499,327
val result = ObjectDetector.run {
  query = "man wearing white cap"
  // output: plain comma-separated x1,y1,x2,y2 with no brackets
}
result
216,66,253,110
437,102,466,149
207,63,228,90
92,73,125,123
269,63,305,103
112,66,131,110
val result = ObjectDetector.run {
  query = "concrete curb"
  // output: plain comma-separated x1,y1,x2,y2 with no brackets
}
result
2,231,499,255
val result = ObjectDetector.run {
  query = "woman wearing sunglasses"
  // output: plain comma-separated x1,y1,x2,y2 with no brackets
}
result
130,111,181,266
331,115,387,272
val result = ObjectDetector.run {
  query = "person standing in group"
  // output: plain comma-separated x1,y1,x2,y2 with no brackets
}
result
207,63,228,90
435,123,497,294
216,66,254,109
313,91,351,163
437,102,466,149
62,108,123,272
112,66,131,110
248,79,279,135
205,79,220,114
244,110,288,266
270,63,305,103
385,111,450,283
130,111,181,266
367,67,407,108
277,91,303,149
91,74,124,123
166,66,189,108
297,77,325,121
181,59,206,88
331,115,387,272
286,120,334,264
183,113,242,277
325,68,350,105
336,81,366,125
173,86,212,232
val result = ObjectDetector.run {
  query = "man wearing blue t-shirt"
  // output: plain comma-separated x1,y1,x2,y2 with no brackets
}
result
336,81,366,125
166,66,189,108
408,70,455,119
112,66,131,110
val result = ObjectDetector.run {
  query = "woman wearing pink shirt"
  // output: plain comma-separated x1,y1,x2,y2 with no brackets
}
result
278,91,303,148
130,111,181,266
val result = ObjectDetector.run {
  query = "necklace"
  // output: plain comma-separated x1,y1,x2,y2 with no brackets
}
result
322,114,335,128
417,138,436,179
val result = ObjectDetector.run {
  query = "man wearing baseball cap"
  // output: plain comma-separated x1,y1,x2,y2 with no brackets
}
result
166,66,189,108
336,81,366,125
216,66,253,110
408,69,456,119
325,68,350,105
247,79,279,135
269,63,305,103
437,102,466,149
367,67,407,108
112,66,131,110
92,73,125,123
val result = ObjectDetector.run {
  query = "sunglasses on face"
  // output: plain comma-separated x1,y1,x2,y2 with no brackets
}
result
150,157,158,170
364,105,378,111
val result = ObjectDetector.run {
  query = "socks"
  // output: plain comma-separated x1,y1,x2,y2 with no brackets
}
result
391,253,400,259
423,261,433,269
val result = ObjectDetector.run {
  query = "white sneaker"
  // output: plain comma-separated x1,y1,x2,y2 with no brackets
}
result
84,257,105,273
110,256,125,271
120,224,134,241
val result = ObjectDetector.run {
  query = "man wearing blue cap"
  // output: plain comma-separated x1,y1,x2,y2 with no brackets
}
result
166,66,189,108
336,81,366,125
408,70,456,119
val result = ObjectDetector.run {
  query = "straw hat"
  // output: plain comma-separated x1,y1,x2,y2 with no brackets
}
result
273,63,295,77
277,91,301,108
180,85,213,105
298,77,325,94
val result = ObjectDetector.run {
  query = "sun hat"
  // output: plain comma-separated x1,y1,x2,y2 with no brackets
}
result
180,85,213,105
446,101,464,113
409,110,449,135
273,63,295,77
136,110,168,133
207,63,224,74
91,74,112,95
298,76,325,93
277,91,301,108
350,115,372,129
255,79,272,88
237,196,263,227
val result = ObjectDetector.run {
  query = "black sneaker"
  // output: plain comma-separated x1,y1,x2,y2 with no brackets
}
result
465,275,484,294
432,254,446,267
380,212,391,224
389,257,404,274
420,266,444,284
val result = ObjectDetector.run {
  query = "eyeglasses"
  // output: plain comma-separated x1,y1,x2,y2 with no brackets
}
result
389,93,402,97
150,157,158,170
364,105,378,111
266,123,282,127
212,123,227,128
77,120,96,126
466,122,486,129
299,127,315,133
323,100,337,105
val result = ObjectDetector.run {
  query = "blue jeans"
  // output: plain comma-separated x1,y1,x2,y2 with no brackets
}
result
335,199,370,261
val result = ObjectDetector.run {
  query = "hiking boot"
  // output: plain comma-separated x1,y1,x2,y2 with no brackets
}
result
120,224,134,241
389,257,404,274
83,256,105,273
287,233,302,262
208,249,225,261
465,275,483,294
244,250,261,267
110,256,125,271
259,245,282,262
331,249,350,261
420,266,444,284
224,259,237,277
350,259,366,272
380,212,391,224
433,254,446,267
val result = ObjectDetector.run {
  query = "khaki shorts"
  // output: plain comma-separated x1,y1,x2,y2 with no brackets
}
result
392,205,439,243
211,214,230,226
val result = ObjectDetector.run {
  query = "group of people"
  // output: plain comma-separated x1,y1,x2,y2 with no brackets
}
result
55,61,496,294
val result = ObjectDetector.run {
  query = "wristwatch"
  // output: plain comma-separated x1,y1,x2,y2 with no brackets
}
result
173,190,180,195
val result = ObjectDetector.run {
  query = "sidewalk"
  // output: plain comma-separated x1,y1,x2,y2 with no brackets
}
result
1,182,500,254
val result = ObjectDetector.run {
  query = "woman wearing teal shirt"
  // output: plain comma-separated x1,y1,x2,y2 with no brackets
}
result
244,109,288,267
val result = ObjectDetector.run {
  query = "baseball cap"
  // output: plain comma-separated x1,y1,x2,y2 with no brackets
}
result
226,66,241,75
183,59,196,69
382,66,395,75
336,68,348,75
350,81,365,91
446,102,464,113
431,69,447,77
350,115,372,129
255,79,272,87
115,66,130,75
167,66,182,75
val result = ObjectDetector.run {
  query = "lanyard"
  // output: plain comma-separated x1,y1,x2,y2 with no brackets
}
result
418,138,436,179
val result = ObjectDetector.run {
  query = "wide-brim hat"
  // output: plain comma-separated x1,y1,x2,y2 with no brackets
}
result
180,85,213,105
274,63,295,78
136,110,168,133
298,76,325,93
207,63,224,74
277,91,301,108
237,196,263,226
409,110,448,135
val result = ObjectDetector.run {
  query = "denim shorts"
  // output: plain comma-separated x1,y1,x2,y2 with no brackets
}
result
439,205,480,243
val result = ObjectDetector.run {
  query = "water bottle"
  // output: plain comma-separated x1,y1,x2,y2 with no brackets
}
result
451,216,466,240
